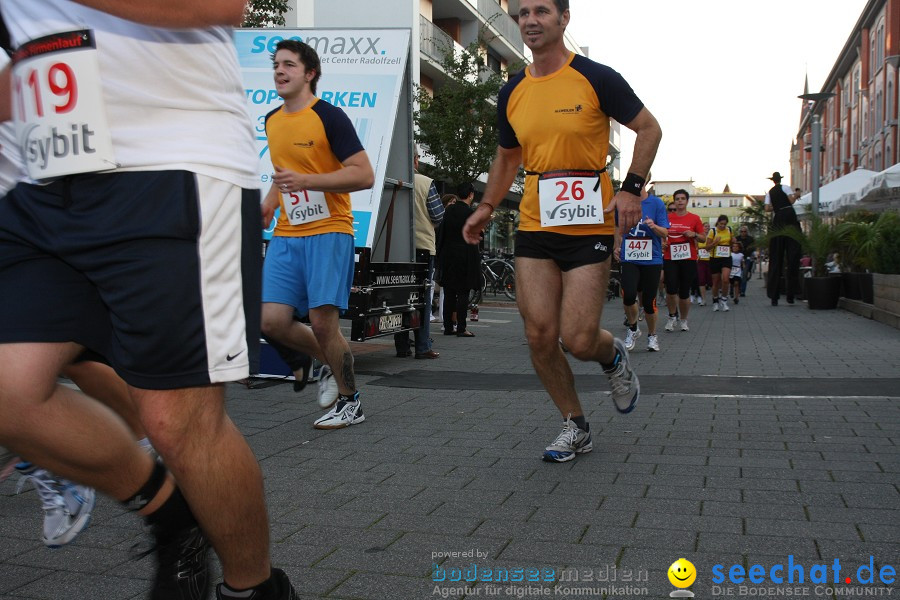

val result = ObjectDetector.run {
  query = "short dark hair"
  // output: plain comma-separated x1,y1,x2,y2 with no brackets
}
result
273,40,322,94
456,182,476,199
717,214,729,224
673,189,690,200
553,0,569,13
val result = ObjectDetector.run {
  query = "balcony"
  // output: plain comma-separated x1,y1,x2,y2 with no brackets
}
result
476,0,523,54
420,15,455,65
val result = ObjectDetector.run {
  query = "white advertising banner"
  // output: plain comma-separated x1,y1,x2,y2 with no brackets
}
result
234,29,410,248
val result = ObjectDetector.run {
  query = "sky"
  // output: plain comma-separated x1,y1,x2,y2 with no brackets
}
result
565,0,869,196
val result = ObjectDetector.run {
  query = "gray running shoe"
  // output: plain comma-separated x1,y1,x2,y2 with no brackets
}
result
603,338,640,414
16,464,95,548
542,417,592,463
624,326,641,351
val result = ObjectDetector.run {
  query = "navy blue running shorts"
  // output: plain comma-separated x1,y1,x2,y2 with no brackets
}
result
0,171,261,389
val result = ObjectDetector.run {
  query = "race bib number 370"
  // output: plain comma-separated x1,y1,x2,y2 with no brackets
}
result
12,30,117,180
538,169,605,227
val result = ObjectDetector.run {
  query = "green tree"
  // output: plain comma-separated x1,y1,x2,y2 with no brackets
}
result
740,196,769,237
414,29,513,187
243,0,290,27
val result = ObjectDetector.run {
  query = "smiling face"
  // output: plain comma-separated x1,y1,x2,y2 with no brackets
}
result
668,558,697,588
518,0,569,53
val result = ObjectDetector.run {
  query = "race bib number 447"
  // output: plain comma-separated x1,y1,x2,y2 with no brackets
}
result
12,30,116,180
538,170,605,227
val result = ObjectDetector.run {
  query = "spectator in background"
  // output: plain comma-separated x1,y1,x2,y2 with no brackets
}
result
395,149,443,359
735,225,756,297
765,172,802,306
437,184,481,337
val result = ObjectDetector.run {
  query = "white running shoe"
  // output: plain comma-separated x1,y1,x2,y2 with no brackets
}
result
680,320,690,332
712,299,720,312
638,307,644,321
698,298,705,306
313,394,365,429
603,338,640,414
689,295,696,304
316,365,339,409
624,326,641,351
542,416,592,463
721,298,730,312
16,464,95,548
664,315,677,332
647,335,660,352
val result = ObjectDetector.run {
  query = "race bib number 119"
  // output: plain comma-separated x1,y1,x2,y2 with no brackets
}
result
12,30,117,180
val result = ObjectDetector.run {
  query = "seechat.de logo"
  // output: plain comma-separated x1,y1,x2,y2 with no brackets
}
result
711,555,895,586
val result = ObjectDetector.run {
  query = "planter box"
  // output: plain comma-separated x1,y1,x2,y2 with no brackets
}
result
874,273,900,315
841,272,874,304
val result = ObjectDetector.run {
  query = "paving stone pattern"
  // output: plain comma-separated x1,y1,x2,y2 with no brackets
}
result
1,279,898,599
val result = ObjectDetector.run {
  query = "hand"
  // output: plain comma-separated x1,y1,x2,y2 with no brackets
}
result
613,246,621,261
604,190,642,237
273,165,304,193
644,217,656,228
462,205,491,245
261,194,279,227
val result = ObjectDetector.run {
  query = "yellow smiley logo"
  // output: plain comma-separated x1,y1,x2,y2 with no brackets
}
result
668,558,697,588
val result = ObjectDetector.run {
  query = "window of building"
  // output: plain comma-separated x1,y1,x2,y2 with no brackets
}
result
853,67,860,105
876,90,883,129
486,49,501,75
870,37,876,81
877,22,884,70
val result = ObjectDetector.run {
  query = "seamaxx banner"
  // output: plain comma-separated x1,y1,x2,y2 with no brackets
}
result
234,29,410,248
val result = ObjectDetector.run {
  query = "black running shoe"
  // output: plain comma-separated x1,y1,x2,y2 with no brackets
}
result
151,525,210,600
216,568,299,600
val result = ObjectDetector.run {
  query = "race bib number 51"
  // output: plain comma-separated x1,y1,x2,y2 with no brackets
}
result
538,169,605,227
283,190,330,226
12,30,116,180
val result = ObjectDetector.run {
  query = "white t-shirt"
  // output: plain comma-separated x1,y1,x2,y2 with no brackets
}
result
1,0,257,188
764,184,794,205
0,52,23,195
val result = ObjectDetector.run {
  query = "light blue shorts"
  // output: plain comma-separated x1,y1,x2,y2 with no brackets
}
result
262,233,355,316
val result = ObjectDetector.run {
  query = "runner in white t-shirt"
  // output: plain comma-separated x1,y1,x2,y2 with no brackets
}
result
0,2,298,598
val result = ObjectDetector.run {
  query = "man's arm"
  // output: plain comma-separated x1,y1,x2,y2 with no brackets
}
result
272,150,375,194
425,183,444,227
71,0,247,27
603,107,662,235
462,145,521,244
261,184,280,227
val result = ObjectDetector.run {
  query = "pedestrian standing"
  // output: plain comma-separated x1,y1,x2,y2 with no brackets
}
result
765,172,802,306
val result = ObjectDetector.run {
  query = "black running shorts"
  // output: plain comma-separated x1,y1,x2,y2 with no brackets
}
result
515,230,613,272
0,171,261,389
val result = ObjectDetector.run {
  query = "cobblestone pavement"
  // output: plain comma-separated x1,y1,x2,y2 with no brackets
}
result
2,278,898,599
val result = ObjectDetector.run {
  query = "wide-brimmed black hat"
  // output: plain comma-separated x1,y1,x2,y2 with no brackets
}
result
768,171,783,181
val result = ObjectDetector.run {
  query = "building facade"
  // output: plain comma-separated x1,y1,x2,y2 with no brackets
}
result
791,0,900,190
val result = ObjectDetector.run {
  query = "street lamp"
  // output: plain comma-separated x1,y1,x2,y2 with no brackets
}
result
799,92,836,217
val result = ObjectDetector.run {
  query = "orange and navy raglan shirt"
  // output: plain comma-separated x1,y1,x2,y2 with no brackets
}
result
498,53,644,236
265,98,364,237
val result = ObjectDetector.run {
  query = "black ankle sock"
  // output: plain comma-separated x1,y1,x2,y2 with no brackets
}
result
571,415,589,432
628,322,637,331
144,486,197,535
337,391,359,404
219,568,278,599
600,349,621,371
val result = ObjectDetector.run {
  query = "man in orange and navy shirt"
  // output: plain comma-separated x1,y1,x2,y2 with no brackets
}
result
463,0,662,463
261,40,374,430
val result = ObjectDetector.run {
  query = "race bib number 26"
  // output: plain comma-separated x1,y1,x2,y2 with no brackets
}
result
538,169,605,227
12,30,116,180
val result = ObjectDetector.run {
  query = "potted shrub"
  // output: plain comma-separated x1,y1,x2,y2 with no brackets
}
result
768,215,843,309
872,212,900,318
836,211,880,303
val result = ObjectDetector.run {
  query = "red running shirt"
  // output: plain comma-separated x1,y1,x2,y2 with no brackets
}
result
664,212,705,260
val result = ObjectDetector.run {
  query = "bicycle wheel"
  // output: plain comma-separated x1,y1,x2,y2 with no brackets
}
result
501,270,516,300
